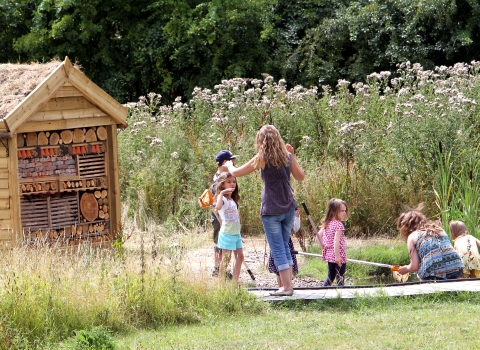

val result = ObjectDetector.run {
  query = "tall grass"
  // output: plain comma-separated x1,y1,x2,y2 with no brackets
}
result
0,216,263,348
119,61,480,236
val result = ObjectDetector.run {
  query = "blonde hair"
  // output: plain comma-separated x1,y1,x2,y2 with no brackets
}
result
253,125,288,168
321,198,348,228
450,220,468,240
396,204,442,241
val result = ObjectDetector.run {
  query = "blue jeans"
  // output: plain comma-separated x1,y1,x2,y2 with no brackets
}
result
262,210,295,272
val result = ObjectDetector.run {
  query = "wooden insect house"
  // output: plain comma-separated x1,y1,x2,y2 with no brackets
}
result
0,57,128,245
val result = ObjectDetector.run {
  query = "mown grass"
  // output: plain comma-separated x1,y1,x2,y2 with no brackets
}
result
107,292,480,349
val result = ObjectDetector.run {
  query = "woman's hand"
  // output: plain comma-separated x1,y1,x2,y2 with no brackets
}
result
335,256,342,267
286,144,295,155
398,266,409,275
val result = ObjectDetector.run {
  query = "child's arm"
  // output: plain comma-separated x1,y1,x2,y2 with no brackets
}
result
215,195,225,210
215,188,234,210
334,229,342,266
317,228,324,249
398,233,419,275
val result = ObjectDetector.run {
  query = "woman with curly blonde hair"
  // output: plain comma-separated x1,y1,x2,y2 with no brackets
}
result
397,205,463,280
226,125,304,296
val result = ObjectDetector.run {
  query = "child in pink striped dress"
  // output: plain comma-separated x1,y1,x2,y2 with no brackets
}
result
318,198,349,286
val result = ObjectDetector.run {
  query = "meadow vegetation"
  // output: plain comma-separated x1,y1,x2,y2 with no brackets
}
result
3,61,480,348
0,217,263,349
119,61,480,238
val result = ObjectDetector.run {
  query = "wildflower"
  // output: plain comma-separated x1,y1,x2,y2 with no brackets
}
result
301,136,311,143
264,75,274,83
171,152,179,159
149,138,162,146
279,79,287,86
133,121,147,127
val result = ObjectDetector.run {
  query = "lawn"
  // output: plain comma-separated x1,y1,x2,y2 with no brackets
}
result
110,293,480,349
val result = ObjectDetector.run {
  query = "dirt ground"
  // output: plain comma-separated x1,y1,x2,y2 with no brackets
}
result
181,229,398,288
182,233,324,289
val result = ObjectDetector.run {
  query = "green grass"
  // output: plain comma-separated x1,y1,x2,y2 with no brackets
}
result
299,242,411,282
101,293,480,349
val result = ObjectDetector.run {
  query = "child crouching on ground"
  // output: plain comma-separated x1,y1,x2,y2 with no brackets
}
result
214,172,244,282
450,220,480,278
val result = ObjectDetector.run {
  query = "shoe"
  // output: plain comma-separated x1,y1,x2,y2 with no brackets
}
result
269,289,294,296
212,266,219,277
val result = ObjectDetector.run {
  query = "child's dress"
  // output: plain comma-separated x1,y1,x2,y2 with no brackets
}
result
322,219,346,263
454,234,480,278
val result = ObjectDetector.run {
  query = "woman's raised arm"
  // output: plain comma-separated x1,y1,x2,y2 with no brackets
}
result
225,157,258,178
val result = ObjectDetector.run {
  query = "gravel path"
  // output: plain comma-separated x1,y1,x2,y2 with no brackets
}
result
184,235,324,289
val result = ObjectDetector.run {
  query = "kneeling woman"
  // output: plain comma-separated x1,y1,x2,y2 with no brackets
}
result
397,205,463,280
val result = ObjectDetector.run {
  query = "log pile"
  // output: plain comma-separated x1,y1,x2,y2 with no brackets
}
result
17,126,107,147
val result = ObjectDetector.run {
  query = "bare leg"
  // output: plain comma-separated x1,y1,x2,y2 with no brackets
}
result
219,251,232,280
277,275,282,288
232,248,244,282
214,248,223,268
278,268,293,292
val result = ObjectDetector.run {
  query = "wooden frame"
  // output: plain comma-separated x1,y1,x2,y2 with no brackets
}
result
0,57,128,246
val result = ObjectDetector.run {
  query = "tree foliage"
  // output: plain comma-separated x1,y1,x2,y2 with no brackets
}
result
1,0,480,102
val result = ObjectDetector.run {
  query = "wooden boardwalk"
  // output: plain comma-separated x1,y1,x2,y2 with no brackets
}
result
249,278,480,301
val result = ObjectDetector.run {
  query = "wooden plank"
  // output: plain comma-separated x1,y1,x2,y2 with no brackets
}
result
65,116,115,129
0,199,9,209
0,172,8,179
4,63,68,133
17,120,68,133
0,210,10,220
0,121,8,132
66,67,127,127
107,125,120,232
0,230,12,240
8,134,20,243
38,96,96,112
29,107,108,122
0,189,9,199
0,158,8,169
0,179,8,189
52,86,84,98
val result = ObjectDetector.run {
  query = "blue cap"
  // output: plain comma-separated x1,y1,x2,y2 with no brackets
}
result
215,150,238,163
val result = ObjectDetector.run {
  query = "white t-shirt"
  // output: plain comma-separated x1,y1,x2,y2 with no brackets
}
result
217,197,241,235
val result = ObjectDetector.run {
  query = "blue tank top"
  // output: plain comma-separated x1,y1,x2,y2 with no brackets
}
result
260,153,297,216
416,230,463,279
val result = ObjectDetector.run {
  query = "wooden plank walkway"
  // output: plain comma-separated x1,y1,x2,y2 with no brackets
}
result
249,278,480,301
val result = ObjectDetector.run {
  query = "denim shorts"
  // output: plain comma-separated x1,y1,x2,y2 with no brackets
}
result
218,232,243,251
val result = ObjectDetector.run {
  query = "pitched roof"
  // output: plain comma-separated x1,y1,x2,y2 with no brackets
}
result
0,60,62,119
0,57,127,131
